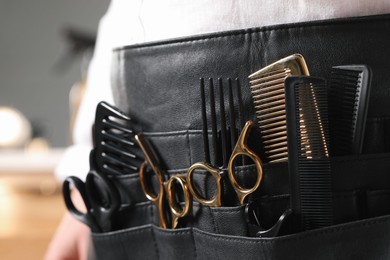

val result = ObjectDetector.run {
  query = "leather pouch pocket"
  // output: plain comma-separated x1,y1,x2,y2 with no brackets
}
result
333,190,361,223
115,202,154,230
105,173,153,230
364,117,390,153
109,153,390,232
367,189,390,217
91,214,390,260
197,205,248,236
91,225,195,259
92,225,156,259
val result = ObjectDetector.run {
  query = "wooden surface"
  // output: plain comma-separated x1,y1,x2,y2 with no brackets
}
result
0,172,65,260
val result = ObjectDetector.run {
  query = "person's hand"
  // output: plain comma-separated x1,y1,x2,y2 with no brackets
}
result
45,191,90,260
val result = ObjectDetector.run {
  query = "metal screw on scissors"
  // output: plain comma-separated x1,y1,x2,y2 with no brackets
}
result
136,134,192,229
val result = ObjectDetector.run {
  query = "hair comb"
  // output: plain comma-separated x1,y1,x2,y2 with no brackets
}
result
328,65,371,155
200,77,246,168
248,54,309,163
94,101,143,175
285,76,333,231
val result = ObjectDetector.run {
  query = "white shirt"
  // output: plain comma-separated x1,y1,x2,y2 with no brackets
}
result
55,0,390,180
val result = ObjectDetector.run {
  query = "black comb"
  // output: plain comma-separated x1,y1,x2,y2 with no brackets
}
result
94,101,143,175
285,76,333,231
200,78,246,168
329,65,371,155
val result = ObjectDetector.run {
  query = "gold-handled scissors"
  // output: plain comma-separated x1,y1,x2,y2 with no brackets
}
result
135,134,192,229
187,120,263,206
136,120,262,228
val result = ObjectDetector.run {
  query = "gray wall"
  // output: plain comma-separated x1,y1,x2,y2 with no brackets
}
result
0,0,110,147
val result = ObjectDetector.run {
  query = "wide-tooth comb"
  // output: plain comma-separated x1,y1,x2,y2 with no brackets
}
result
200,78,245,168
94,101,143,175
328,65,371,155
248,54,310,163
285,76,333,231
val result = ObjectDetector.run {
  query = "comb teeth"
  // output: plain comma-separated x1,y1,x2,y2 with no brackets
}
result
285,76,333,231
200,77,245,167
94,101,142,175
329,65,371,155
249,54,309,163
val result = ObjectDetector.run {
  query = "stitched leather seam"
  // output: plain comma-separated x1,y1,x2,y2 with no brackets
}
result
186,130,192,165
209,207,218,234
114,14,390,52
367,189,390,196
190,228,198,259
144,131,202,137
150,223,160,259
121,201,149,208
91,225,152,239
162,154,390,174
333,191,358,199
119,235,128,258
258,194,290,202
154,228,192,236
114,173,140,180
367,116,390,122
91,216,390,245
143,132,390,169
211,206,244,213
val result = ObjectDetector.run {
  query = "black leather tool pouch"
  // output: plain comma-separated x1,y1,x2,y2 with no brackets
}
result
88,14,390,259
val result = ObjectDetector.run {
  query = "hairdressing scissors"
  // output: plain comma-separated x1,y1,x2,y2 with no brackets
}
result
187,120,263,206
135,134,192,229
63,150,120,233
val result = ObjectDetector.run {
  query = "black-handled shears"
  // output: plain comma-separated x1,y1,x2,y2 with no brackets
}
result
63,151,120,232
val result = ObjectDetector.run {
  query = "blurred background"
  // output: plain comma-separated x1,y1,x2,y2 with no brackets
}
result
0,0,109,259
